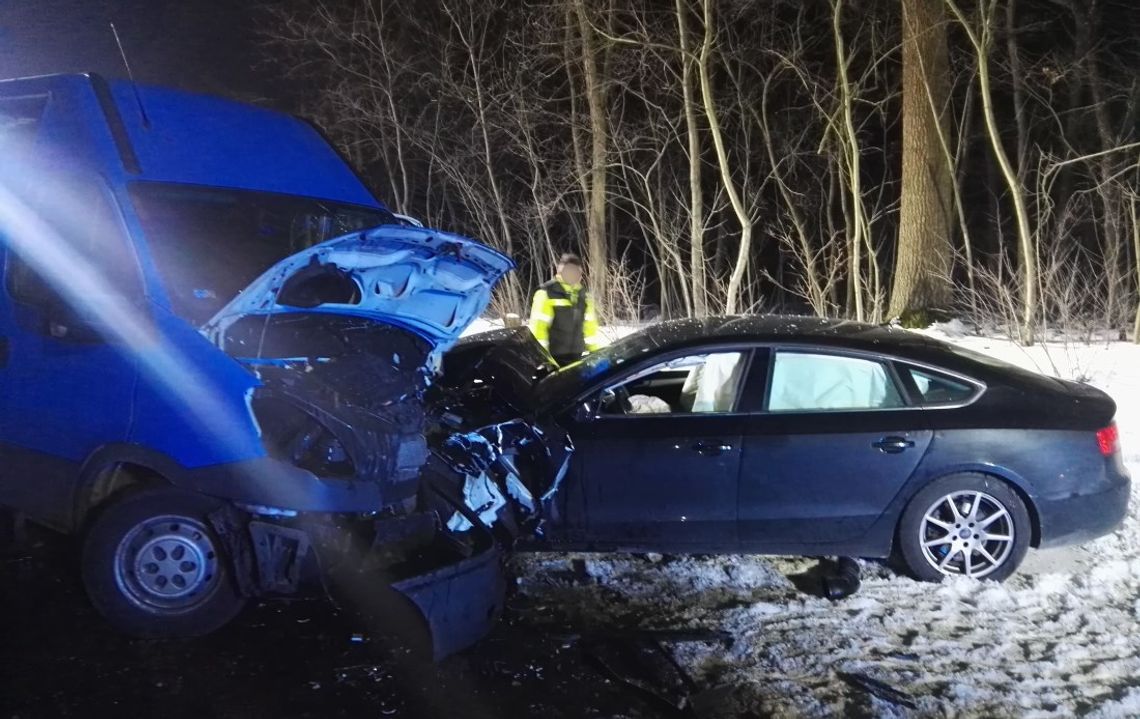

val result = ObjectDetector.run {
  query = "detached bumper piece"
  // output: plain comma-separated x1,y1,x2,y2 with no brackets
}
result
228,497,505,661
391,543,505,660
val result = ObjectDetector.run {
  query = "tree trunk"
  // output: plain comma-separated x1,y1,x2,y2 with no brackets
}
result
675,0,707,317
888,0,954,323
573,0,610,310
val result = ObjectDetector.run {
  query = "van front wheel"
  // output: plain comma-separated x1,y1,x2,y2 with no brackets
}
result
82,488,247,637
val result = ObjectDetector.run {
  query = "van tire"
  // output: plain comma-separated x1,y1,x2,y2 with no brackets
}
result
82,488,246,638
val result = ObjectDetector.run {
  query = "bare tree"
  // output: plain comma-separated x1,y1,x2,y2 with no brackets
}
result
675,0,708,317
698,0,755,315
261,0,1139,338
946,0,1037,344
572,0,612,309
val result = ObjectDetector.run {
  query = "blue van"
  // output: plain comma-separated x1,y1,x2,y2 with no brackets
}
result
0,74,529,658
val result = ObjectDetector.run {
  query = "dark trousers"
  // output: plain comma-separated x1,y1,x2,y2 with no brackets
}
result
553,353,583,366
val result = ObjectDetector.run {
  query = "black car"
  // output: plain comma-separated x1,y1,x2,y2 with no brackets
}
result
437,315,1130,582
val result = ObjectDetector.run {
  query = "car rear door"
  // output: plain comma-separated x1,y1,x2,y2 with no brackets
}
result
737,348,933,550
556,349,752,552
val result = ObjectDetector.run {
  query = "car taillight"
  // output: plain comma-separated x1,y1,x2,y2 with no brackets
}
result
1097,424,1120,456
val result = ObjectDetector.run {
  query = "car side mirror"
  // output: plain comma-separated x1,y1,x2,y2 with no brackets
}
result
573,399,597,423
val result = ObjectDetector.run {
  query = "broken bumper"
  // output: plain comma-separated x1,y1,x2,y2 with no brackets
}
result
392,543,506,660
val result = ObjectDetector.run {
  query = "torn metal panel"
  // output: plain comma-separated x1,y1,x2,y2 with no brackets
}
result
242,315,435,513
248,521,311,594
430,418,573,538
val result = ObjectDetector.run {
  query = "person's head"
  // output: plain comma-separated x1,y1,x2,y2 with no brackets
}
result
556,253,584,285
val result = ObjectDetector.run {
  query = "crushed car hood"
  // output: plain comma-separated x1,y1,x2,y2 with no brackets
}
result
202,226,514,353
442,327,559,415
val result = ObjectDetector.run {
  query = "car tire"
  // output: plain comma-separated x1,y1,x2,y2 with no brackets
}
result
82,487,247,638
895,473,1031,583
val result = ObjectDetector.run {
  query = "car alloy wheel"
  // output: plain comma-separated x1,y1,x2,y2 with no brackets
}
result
918,491,1015,578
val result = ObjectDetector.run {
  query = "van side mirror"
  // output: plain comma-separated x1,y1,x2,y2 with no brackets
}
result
6,255,134,344
43,306,111,344
10,277,121,345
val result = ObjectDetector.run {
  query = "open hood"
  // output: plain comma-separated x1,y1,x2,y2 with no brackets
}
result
202,226,513,352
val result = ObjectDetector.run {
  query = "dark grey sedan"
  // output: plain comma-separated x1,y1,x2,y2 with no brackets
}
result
437,316,1130,582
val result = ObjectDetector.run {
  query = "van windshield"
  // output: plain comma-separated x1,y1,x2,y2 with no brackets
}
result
129,182,395,326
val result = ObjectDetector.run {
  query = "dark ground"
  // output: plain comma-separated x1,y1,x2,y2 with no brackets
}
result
0,527,683,719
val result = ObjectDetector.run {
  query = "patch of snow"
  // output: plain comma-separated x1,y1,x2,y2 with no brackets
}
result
461,317,505,337
925,318,972,339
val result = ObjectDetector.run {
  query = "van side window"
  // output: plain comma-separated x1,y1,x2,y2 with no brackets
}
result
5,181,142,310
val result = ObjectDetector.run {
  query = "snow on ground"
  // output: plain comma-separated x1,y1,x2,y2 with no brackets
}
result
511,323,1140,717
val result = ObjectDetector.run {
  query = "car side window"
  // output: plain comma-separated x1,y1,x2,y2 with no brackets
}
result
598,351,748,415
768,351,905,412
907,367,976,405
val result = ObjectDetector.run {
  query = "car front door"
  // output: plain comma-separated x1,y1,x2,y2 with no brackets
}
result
738,348,933,551
558,349,752,552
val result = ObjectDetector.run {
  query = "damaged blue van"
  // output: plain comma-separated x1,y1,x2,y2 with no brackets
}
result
0,74,566,658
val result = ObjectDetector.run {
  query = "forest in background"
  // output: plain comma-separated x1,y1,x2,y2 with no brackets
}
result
262,0,1140,345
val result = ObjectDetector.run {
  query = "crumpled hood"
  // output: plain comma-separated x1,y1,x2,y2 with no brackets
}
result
202,225,513,353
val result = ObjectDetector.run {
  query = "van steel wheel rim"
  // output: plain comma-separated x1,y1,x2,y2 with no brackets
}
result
918,491,1014,578
113,515,221,613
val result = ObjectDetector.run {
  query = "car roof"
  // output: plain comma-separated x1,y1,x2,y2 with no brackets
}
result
615,315,1031,381
532,314,1088,412
630,315,939,352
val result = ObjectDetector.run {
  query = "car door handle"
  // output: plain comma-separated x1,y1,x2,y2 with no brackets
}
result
692,440,733,456
0,336,7,367
873,436,915,454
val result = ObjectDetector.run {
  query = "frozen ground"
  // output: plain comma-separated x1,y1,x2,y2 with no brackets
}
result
511,321,1140,717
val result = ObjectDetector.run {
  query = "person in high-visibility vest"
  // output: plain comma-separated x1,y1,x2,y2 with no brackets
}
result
528,254,601,366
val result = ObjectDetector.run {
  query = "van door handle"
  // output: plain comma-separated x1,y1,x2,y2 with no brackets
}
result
873,436,915,454
692,440,733,456
0,337,7,367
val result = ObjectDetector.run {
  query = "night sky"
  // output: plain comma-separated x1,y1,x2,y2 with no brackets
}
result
0,0,283,105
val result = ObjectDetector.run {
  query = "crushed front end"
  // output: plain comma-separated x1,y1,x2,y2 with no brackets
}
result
428,327,574,545
193,228,567,659
210,314,512,659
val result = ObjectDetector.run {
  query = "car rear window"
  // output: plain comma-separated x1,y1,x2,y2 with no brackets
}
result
906,367,977,405
942,342,1068,391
